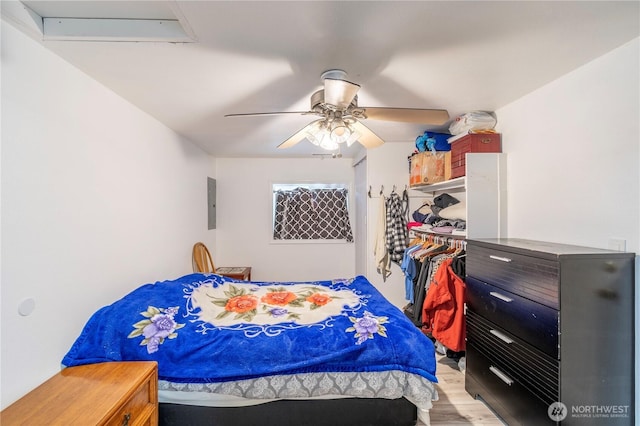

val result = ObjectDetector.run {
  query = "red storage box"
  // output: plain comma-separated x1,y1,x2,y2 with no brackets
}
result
450,133,502,178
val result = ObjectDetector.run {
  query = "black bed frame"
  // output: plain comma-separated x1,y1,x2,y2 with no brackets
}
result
159,397,418,426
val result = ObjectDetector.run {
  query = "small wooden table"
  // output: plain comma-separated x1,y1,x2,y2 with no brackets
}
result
1,361,158,426
216,266,251,281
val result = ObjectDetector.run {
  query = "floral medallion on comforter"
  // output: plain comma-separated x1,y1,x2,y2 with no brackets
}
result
62,274,437,406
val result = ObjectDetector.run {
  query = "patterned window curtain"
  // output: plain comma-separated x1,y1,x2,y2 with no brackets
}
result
273,187,354,242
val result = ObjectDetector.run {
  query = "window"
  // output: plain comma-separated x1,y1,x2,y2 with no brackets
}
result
272,183,353,242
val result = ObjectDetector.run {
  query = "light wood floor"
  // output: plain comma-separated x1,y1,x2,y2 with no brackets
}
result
421,353,506,425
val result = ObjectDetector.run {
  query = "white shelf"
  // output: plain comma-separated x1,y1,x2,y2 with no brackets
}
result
409,153,506,240
410,176,465,194
410,228,467,239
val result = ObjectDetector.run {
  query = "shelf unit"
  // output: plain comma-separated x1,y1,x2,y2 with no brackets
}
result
410,153,506,240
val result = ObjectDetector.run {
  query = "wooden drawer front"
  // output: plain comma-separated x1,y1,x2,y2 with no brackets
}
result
466,309,558,405
466,277,558,358
467,244,559,309
106,379,154,426
465,344,555,426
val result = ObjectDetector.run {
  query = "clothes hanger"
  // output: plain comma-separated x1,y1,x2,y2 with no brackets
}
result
409,235,423,246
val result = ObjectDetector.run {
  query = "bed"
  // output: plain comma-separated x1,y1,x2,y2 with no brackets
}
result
62,274,438,425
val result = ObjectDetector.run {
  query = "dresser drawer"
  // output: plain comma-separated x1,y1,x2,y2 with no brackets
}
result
465,344,554,426
466,276,558,358
106,376,155,426
1,362,158,426
466,309,558,405
467,244,558,309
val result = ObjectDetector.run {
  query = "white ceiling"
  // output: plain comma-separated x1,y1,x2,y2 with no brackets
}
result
3,1,639,158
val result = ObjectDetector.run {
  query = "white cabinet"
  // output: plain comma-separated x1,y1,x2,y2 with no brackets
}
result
410,153,506,239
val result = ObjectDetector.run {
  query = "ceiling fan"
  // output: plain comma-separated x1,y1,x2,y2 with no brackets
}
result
225,70,449,151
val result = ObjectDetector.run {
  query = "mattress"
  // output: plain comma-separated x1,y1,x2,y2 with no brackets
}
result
62,273,438,424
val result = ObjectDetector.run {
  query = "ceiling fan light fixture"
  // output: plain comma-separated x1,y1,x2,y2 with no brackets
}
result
319,138,339,151
304,120,324,146
345,126,362,147
305,128,324,147
329,119,352,144
305,119,342,151
305,120,331,149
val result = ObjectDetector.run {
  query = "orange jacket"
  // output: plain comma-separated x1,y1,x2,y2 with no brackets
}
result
421,258,466,352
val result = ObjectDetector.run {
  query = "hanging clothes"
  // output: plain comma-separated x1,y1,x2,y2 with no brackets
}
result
400,239,424,302
402,187,411,224
422,256,466,352
385,191,408,265
374,194,391,281
408,243,455,327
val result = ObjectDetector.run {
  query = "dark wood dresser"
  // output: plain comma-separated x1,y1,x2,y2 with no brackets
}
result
465,238,635,425
1,361,158,425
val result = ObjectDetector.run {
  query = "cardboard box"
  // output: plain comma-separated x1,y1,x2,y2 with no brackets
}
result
410,153,422,186
444,151,452,181
410,152,446,186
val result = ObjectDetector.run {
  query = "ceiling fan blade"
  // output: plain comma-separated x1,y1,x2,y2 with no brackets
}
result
225,111,312,118
324,78,360,110
277,120,320,149
361,107,449,124
351,121,384,149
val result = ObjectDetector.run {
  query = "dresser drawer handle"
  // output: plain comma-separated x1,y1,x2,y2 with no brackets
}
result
489,291,513,303
122,413,131,426
489,366,514,386
490,329,514,344
489,255,512,262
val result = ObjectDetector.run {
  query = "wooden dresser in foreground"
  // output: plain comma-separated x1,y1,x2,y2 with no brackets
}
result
1,361,158,426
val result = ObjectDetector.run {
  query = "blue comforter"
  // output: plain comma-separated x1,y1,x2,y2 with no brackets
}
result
62,274,437,384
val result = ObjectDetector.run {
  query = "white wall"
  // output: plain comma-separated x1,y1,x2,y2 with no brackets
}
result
496,37,639,419
363,142,434,308
214,157,355,282
1,23,215,407
498,38,639,253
